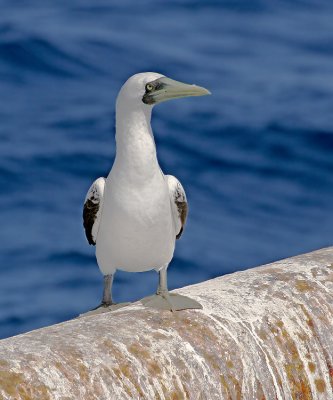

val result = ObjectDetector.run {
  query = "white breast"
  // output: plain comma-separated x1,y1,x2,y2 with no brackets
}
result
96,169,176,275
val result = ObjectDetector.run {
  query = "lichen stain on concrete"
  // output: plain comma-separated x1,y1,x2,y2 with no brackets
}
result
299,304,316,331
220,374,232,399
128,342,162,376
284,363,312,400
298,303,333,393
155,312,222,355
294,280,314,292
296,330,309,342
153,311,219,345
269,270,292,282
0,360,9,368
315,378,326,393
169,388,185,400
102,339,145,397
128,342,151,361
113,365,138,398
116,362,145,398
267,319,313,399
54,360,73,382
60,346,90,383
308,362,316,373
124,310,242,398
171,375,189,400
255,381,267,400
220,374,242,400
276,320,284,329
0,369,50,400
152,331,169,341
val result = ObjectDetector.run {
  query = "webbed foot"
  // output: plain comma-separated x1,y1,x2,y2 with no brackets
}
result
78,302,131,318
141,292,202,312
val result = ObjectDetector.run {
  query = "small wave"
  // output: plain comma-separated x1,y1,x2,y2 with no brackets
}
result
0,34,99,78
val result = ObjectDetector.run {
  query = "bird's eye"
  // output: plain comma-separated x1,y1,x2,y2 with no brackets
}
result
146,83,154,92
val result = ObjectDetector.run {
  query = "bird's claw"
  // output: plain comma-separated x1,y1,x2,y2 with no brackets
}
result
141,292,202,312
78,302,131,318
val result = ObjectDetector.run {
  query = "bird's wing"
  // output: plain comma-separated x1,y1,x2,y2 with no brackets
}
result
166,175,188,239
83,177,106,245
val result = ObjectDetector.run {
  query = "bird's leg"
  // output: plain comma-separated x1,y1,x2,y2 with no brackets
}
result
157,266,168,296
141,264,203,312
101,274,113,306
79,273,130,318
156,266,175,312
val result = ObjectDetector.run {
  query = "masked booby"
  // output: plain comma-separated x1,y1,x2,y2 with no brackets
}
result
83,72,210,314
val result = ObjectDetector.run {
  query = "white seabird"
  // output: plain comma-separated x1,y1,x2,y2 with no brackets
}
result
83,72,210,313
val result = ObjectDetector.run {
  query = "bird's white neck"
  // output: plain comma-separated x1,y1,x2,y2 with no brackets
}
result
114,102,159,179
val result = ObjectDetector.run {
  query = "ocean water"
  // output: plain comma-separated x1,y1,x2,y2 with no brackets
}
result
1,0,333,339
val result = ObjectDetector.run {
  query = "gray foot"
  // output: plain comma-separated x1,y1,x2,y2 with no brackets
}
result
141,292,202,312
78,302,131,318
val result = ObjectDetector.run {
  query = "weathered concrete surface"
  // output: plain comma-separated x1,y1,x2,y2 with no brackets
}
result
0,247,333,400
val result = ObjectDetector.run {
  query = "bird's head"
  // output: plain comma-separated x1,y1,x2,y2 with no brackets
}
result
117,72,211,109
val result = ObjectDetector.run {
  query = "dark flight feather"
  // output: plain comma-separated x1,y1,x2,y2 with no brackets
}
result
83,177,105,246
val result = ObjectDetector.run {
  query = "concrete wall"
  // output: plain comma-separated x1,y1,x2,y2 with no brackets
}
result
0,247,332,399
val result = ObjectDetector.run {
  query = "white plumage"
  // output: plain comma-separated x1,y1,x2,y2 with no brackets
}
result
82,72,209,312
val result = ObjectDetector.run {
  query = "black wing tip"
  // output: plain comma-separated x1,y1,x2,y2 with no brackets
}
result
83,220,96,245
83,199,98,246
176,227,184,240
87,234,96,245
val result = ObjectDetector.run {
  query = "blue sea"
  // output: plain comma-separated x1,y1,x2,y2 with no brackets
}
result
1,0,333,339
